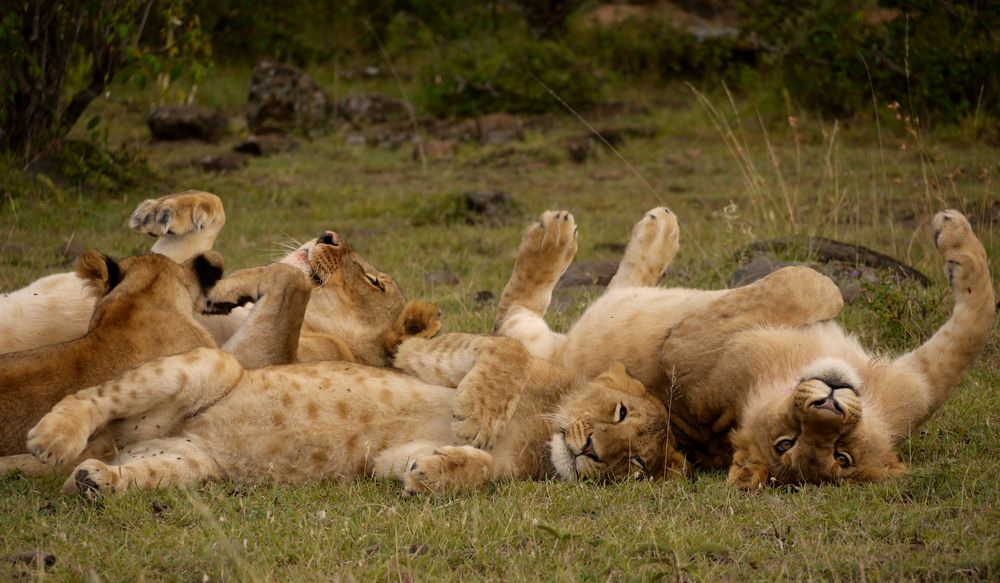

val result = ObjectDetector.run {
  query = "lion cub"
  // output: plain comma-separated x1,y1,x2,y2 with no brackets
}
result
27,325,683,496
0,251,223,455
495,208,995,488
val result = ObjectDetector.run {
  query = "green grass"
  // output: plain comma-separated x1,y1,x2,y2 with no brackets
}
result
1,68,998,581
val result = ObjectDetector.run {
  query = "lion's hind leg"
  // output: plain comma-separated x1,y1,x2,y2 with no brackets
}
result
608,207,679,290
62,437,220,496
494,210,577,359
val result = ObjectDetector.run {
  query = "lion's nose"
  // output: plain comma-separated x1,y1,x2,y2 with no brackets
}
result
810,395,844,416
578,435,599,461
318,231,339,246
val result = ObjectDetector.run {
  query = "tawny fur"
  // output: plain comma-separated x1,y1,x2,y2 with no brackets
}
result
496,208,995,487
0,191,420,366
0,251,222,455
25,329,683,496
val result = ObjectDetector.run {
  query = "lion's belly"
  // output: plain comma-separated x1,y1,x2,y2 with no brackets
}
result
188,363,457,482
558,287,727,387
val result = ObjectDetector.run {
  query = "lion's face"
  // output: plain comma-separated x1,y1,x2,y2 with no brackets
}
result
280,232,407,363
729,359,905,488
549,363,682,481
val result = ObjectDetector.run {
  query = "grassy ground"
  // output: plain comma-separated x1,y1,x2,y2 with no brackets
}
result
1,68,998,581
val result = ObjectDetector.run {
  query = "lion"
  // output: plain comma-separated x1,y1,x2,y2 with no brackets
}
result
494,208,995,488
0,250,224,456
24,268,685,496
0,190,430,367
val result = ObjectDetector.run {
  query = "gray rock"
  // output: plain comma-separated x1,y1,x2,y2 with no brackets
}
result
147,106,226,142
557,260,620,288
473,290,495,306
730,257,806,288
247,60,333,136
463,191,517,225
233,133,298,156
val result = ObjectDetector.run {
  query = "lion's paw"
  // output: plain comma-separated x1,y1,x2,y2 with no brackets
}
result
451,389,519,450
520,210,578,274
129,190,225,238
26,409,92,468
62,460,122,497
613,207,679,288
931,210,988,292
402,446,493,496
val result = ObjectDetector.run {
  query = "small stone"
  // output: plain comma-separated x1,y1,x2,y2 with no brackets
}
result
9,551,56,571
148,105,227,142
233,133,299,156
345,134,367,146
557,260,620,288
408,543,429,557
473,290,495,305
463,190,517,225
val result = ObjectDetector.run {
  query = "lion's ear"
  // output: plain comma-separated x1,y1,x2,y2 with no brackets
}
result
383,300,443,355
598,361,647,396
75,251,122,296
185,251,224,291
727,430,770,489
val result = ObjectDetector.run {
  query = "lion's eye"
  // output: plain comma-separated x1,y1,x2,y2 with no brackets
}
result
773,437,795,454
834,451,853,468
363,273,385,291
614,402,628,423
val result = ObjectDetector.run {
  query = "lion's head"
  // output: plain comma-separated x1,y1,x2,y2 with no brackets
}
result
279,231,436,365
549,363,687,481
728,358,906,489
78,250,224,329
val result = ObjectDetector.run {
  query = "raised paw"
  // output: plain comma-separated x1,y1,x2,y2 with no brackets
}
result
26,407,93,468
495,210,579,326
522,210,578,271
61,459,122,496
931,210,988,291
610,207,680,289
129,190,225,238
402,446,493,496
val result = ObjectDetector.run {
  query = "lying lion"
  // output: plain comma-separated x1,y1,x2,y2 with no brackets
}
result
26,269,685,495
0,190,429,367
495,207,995,487
0,250,223,455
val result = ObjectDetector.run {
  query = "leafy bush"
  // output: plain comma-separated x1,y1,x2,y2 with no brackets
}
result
418,35,601,116
567,16,751,82
741,0,1000,122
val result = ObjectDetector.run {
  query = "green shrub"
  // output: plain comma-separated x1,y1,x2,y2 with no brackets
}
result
741,0,1000,122
566,16,750,82
418,35,602,116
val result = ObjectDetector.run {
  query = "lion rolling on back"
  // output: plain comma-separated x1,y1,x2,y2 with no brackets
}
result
495,207,995,487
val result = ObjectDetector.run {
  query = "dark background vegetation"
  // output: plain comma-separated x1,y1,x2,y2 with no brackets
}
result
2,0,997,164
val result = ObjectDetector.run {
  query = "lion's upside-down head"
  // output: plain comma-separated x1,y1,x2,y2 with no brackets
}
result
549,362,688,481
728,358,906,489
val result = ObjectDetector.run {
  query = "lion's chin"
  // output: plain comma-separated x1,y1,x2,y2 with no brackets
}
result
548,433,577,480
